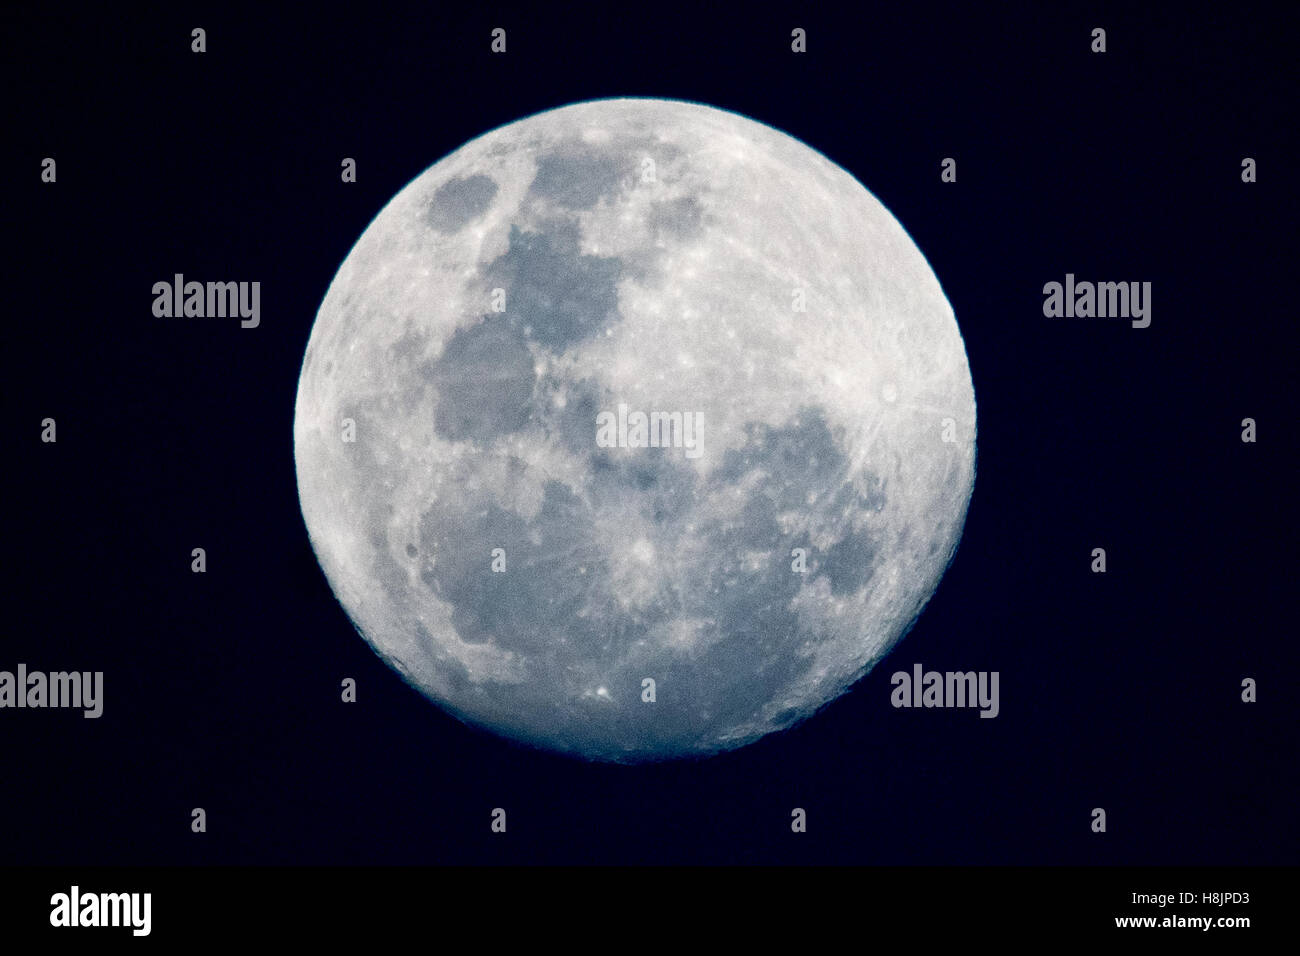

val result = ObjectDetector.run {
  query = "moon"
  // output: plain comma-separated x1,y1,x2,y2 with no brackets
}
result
294,98,976,762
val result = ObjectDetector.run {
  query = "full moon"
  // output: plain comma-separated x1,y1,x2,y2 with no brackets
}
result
294,98,976,762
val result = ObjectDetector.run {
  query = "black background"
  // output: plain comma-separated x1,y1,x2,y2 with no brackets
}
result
4,2,1295,867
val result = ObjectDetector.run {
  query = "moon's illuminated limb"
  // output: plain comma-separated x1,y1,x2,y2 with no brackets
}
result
293,98,976,762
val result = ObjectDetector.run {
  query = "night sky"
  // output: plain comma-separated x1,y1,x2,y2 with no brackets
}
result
4,2,1294,866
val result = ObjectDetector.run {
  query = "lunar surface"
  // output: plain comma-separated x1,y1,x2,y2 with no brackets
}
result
294,98,976,762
